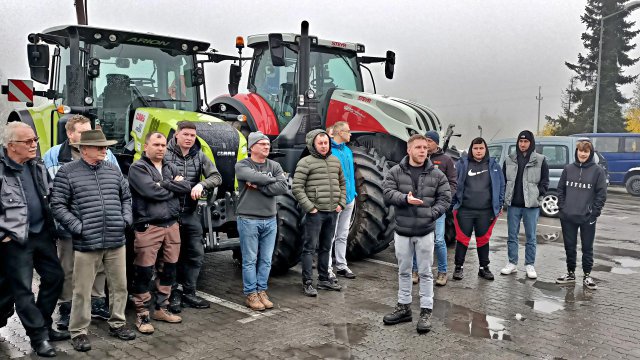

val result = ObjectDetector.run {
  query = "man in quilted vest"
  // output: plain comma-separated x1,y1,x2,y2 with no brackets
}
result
292,129,346,297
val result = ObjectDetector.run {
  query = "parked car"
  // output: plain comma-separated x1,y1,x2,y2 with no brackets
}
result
571,133,640,196
488,136,609,217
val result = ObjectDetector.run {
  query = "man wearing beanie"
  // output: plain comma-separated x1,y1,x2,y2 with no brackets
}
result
411,131,457,286
235,132,289,310
500,130,549,279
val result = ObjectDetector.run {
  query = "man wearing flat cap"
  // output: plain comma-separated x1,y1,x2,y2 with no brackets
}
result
50,129,136,352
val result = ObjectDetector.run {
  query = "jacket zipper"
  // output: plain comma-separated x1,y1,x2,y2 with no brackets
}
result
327,159,334,208
94,170,106,248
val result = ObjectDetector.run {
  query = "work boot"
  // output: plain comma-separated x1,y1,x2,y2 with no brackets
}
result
412,271,419,284
91,297,110,320
56,301,71,330
478,266,495,281
416,308,433,334
435,272,448,286
257,291,274,309
135,312,154,334
152,308,182,323
452,266,464,280
168,289,183,314
182,291,210,309
383,303,412,325
109,325,136,340
32,339,56,357
246,293,266,311
303,281,318,297
71,334,91,352
48,327,70,341
317,280,342,291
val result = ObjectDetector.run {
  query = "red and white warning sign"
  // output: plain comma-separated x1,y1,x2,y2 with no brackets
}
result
7,79,34,102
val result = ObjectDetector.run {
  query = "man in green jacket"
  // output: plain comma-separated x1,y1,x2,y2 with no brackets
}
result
293,129,346,297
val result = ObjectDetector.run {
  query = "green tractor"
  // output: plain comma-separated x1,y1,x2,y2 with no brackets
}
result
3,25,250,254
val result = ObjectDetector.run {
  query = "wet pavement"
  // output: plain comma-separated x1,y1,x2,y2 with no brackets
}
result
1,187,639,359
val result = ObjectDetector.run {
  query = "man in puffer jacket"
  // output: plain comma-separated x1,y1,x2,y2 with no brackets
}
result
50,130,136,352
555,139,607,290
293,129,346,297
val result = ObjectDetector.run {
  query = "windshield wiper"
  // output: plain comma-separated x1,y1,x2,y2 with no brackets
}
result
338,54,358,78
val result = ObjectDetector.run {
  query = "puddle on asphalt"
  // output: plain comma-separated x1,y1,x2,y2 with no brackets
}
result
522,280,594,314
591,256,640,274
324,323,368,345
432,299,511,341
613,257,640,267
525,299,564,314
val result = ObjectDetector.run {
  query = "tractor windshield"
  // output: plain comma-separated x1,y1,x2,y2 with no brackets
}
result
252,44,363,131
89,43,198,149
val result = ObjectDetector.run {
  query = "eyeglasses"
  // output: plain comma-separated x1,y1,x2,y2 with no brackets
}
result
10,137,39,146
340,130,352,135
86,145,108,150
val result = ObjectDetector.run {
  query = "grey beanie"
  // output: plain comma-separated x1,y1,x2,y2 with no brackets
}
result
425,130,440,144
248,131,269,150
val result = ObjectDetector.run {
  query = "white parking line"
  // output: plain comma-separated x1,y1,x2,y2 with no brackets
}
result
196,291,291,323
364,258,398,268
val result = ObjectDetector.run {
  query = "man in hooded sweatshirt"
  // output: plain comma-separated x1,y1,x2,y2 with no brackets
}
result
451,137,505,281
500,130,549,279
292,129,346,297
556,140,607,290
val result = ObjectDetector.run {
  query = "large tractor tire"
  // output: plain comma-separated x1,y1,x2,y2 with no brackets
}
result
347,146,393,260
270,189,303,275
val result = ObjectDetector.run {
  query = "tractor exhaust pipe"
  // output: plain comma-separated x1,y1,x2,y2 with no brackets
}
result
298,21,310,98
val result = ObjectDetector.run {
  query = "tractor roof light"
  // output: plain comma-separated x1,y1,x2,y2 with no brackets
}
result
236,36,245,49
94,33,102,40
193,45,199,52
109,34,117,42
182,43,188,51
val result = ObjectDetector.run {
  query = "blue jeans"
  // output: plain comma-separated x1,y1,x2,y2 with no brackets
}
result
413,214,447,273
238,216,277,295
507,206,539,266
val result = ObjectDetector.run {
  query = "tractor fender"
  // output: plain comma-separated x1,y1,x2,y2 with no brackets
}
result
210,94,279,135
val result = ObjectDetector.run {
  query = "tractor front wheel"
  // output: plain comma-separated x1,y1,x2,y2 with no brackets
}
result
270,188,303,275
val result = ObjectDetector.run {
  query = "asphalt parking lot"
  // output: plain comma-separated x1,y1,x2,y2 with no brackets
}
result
1,187,639,359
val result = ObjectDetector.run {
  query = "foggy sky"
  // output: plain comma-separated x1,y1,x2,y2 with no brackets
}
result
2,0,640,148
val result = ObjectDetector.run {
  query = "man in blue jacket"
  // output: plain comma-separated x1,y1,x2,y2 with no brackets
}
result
451,137,505,281
328,122,357,279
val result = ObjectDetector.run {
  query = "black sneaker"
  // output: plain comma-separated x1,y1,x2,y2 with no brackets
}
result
182,292,210,309
317,280,342,291
48,327,70,341
303,281,318,297
109,325,136,341
71,334,91,352
478,266,495,281
583,273,598,290
168,289,183,314
452,266,464,280
336,268,356,279
383,303,412,325
91,297,110,320
556,272,576,284
416,308,432,334
56,301,71,330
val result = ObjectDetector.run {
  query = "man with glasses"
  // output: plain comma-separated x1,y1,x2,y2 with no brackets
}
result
43,114,119,331
327,122,357,280
1,122,66,357
51,130,136,352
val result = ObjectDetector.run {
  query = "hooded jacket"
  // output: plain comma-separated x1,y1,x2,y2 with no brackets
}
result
383,156,451,237
503,131,549,208
557,140,607,224
330,138,357,204
452,138,505,216
164,137,222,214
292,129,346,213
429,147,457,195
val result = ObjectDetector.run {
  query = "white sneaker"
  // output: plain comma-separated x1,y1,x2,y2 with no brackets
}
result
328,268,336,281
500,263,518,275
525,265,538,279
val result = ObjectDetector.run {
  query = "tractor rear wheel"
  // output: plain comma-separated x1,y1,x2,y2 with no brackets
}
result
270,188,303,275
347,146,393,260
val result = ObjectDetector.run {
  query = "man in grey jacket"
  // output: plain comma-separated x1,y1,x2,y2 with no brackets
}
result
235,132,288,311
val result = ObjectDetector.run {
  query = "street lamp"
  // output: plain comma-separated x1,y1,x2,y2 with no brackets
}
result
593,0,640,133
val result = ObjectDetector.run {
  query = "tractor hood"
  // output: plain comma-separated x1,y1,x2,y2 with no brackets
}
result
325,89,442,142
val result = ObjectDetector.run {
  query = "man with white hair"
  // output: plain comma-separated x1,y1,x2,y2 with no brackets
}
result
0,122,66,357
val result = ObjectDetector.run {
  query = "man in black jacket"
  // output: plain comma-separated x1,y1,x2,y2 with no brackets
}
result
164,121,222,311
382,134,451,334
128,132,191,334
50,130,136,352
0,122,66,357
556,140,607,290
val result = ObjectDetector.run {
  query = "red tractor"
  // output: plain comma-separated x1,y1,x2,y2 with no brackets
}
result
210,22,453,274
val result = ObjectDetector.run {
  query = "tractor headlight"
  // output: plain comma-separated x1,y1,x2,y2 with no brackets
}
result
306,89,315,99
84,96,94,105
219,104,227,112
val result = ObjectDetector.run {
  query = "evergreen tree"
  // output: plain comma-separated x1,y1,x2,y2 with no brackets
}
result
548,0,639,134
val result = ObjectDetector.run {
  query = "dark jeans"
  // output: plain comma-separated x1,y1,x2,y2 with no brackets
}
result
177,211,205,294
301,211,338,283
560,219,596,274
1,232,63,342
453,208,497,267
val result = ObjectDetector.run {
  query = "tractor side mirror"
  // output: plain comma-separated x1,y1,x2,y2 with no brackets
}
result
385,50,395,80
228,63,241,97
27,44,50,84
268,33,285,67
